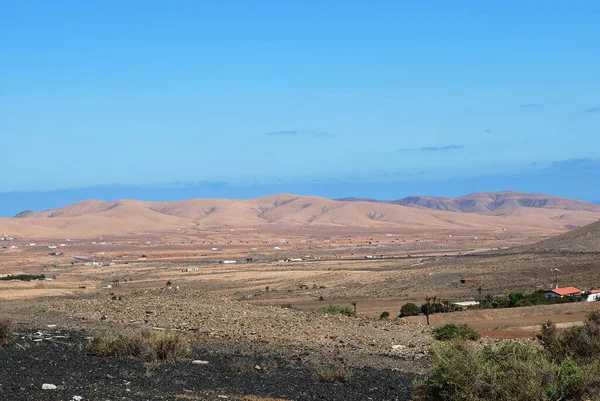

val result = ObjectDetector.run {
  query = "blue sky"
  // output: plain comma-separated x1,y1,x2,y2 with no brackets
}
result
1,1,599,210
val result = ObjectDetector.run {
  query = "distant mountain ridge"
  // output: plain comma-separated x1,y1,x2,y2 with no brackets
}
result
3,192,600,239
337,191,600,216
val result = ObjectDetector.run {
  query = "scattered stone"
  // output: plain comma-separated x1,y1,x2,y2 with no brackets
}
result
72,396,83,401
42,383,57,390
192,360,209,365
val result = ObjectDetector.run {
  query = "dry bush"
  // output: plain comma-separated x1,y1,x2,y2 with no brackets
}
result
87,331,189,362
0,318,14,346
175,394,198,400
312,363,352,383
151,331,190,362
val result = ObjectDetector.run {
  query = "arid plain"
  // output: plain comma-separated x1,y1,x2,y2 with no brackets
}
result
2,191,600,339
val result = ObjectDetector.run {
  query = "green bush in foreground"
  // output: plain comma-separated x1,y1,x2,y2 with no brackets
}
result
0,318,13,346
87,331,190,362
318,305,355,316
415,311,600,401
538,309,600,363
413,341,600,401
432,323,481,341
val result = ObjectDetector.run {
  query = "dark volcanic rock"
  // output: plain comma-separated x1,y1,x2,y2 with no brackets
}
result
0,331,416,401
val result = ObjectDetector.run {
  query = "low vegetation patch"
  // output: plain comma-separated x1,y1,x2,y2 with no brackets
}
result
318,305,355,316
413,341,600,401
0,318,14,346
415,311,600,401
243,396,294,401
312,363,352,383
539,309,600,363
87,331,190,362
432,323,480,341
0,274,45,281
400,302,420,317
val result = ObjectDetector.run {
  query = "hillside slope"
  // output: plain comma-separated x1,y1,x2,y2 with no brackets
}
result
3,193,600,239
529,220,600,252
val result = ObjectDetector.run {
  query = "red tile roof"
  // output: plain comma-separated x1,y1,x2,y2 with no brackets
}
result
591,289,600,294
550,287,582,296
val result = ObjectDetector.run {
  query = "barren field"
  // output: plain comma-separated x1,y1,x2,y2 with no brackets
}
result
1,196,600,399
2,223,599,339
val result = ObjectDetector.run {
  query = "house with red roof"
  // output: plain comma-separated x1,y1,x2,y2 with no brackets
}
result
544,286,583,298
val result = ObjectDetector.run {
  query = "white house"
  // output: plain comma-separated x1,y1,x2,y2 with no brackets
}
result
587,290,600,302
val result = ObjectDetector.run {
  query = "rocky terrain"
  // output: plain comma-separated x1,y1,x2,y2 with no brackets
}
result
0,289,431,400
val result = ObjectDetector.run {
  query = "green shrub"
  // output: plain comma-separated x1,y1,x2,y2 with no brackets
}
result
0,274,45,282
280,304,296,309
87,331,190,362
318,305,355,316
380,311,390,319
432,323,480,341
413,340,600,401
539,310,600,363
400,302,420,317
0,318,13,346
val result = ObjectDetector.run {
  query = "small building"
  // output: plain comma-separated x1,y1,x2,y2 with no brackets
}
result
221,260,237,264
452,301,480,307
587,289,600,302
545,286,582,298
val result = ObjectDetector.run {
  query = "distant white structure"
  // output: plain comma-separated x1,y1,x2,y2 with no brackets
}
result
452,301,480,307
221,260,237,264
587,290,600,302
274,246,281,250
48,246,57,249
211,247,221,251
288,258,303,262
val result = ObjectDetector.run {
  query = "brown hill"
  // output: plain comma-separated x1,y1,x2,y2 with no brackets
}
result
340,191,600,216
2,193,600,239
529,220,600,252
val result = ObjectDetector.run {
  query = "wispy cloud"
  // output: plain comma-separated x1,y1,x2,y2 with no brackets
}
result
519,103,542,109
484,128,493,133
265,129,330,137
396,145,466,152
576,107,600,115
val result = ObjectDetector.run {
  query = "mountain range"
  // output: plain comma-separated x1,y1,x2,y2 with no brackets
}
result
337,191,600,215
0,191,599,239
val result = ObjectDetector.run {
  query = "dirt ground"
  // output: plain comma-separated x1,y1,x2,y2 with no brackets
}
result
1,228,599,340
